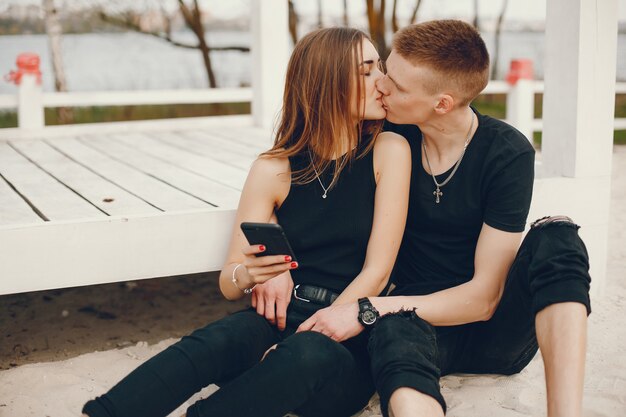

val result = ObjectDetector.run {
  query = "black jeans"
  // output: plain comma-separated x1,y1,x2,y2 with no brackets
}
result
83,307,374,417
368,217,592,416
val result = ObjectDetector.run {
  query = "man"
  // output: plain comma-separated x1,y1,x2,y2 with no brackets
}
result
256,19,591,417
361,20,590,417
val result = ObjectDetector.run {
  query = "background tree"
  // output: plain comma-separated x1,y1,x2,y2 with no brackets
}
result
391,0,399,33
473,0,480,29
409,0,423,25
366,0,387,58
43,0,73,123
365,0,424,57
491,0,509,79
288,0,298,45
98,0,249,88
317,0,323,28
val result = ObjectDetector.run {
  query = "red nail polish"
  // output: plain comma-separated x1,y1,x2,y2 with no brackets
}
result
259,245,265,252
291,262,298,268
285,255,292,262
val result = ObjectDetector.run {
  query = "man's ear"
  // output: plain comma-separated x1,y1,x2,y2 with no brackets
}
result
434,94,454,114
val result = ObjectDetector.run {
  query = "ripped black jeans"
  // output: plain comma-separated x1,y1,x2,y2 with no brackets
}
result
368,216,592,416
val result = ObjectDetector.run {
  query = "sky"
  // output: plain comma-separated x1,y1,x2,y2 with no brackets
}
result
206,0,626,23
4,0,626,22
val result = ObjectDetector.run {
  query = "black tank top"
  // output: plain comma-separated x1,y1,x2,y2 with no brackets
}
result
276,145,377,294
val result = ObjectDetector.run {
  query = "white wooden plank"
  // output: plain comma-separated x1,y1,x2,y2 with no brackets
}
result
0,173,43,225
112,132,248,189
0,208,236,295
182,129,265,157
46,138,209,212
0,115,254,141
153,131,257,171
82,136,241,208
0,142,104,220
210,126,273,150
10,140,159,216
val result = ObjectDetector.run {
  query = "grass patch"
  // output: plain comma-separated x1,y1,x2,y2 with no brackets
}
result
0,102,250,129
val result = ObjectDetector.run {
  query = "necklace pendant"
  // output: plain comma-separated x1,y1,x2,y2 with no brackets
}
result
322,193,327,199
434,187,443,204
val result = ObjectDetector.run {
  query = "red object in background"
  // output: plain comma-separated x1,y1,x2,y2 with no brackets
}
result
506,59,534,85
4,53,42,85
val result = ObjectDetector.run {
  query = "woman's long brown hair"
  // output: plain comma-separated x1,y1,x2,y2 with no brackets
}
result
262,27,382,188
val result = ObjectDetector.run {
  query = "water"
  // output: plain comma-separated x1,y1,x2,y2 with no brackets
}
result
0,31,251,94
0,30,624,94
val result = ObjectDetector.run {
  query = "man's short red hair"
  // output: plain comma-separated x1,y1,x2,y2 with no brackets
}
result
393,20,490,105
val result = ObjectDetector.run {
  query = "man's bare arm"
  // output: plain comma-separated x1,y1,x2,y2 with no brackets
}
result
371,223,522,326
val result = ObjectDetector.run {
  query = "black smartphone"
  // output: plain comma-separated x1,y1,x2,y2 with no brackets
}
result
240,222,297,261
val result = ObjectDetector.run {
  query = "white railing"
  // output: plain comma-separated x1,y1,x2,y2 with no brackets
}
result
0,77,625,136
0,88,252,109
483,81,626,134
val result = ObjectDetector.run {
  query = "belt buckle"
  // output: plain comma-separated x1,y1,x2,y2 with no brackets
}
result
293,284,310,303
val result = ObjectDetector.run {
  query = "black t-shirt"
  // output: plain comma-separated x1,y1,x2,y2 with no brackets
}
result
386,109,535,296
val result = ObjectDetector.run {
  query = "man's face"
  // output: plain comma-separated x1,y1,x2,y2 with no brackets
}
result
376,50,439,125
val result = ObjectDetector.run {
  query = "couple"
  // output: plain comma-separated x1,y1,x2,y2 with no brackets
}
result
83,20,591,417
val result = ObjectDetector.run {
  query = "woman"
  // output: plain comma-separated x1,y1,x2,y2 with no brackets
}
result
82,27,410,417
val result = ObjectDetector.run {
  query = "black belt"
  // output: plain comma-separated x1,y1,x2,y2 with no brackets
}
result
293,284,339,305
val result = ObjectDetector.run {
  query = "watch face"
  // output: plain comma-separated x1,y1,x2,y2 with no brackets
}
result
362,310,377,325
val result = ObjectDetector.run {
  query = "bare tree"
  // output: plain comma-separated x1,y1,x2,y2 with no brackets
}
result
43,0,73,123
472,0,479,30
343,0,349,27
99,0,249,88
391,0,399,33
317,0,323,28
491,0,509,79
366,0,387,58
409,0,423,24
288,0,298,45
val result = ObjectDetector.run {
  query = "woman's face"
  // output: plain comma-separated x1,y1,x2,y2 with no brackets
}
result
353,39,386,120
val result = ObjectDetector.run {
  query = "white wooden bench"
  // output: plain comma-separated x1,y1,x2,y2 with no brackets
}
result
0,116,275,295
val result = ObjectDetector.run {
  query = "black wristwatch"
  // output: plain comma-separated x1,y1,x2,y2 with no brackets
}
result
357,297,380,327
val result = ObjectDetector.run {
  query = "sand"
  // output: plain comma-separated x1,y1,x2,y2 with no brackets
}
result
1,147,625,417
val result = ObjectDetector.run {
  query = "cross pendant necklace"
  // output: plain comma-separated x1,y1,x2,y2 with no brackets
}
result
422,112,475,204
433,187,443,204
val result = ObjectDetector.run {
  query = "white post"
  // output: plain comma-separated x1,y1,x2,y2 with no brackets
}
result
542,0,617,179
505,59,534,144
505,81,534,143
251,0,290,133
10,54,45,130
539,0,618,293
18,73,45,130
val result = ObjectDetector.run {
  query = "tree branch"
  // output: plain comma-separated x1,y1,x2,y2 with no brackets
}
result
98,12,250,52
178,0,195,28
99,12,197,49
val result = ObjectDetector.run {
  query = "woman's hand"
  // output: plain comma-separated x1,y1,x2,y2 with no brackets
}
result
296,302,363,342
252,270,294,330
238,244,298,288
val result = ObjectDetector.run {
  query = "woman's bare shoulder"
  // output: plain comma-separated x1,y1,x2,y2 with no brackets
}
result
250,153,291,183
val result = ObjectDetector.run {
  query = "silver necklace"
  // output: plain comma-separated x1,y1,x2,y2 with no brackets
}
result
309,153,334,199
422,113,475,204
